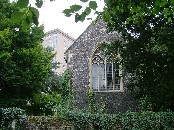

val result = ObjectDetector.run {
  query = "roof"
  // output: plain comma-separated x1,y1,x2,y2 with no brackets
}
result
45,28,75,42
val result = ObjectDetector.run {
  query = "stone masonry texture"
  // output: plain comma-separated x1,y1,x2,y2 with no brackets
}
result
66,20,139,113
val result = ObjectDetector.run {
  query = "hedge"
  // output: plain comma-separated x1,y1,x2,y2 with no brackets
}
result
0,108,26,130
65,110,174,130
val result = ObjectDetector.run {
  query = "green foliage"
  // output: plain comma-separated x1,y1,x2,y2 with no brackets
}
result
17,0,29,8
10,0,39,26
0,1,54,110
86,89,106,114
8,0,174,26
61,69,72,98
63,0,99,22
70,5,82,12
65,110,174,130
32,92,61,116
120,111,174,130
64,0,174,111
0,108,26,130
140,95,152,112
88,89,96,113
98,0,174,111
55,69,74,117
30,69,73,116
64,0,174,23
35,0,43,8
80,0,88,2
89,1,97,10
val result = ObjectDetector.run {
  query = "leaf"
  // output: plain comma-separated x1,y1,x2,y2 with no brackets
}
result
84,7,91,16
75,13,80,22
89,1,98,10
160,0,167,7
168,17,172,22
170,0,174,6
35,0,43,8
11,11,23,23
30,7,39,25
80,0,88,2
32,15,39,25
22,18,30,28
80,12,87,22
17,0,29,8
70,5,82,12
163,8,169,15
30,7,39,19
62,9,72,17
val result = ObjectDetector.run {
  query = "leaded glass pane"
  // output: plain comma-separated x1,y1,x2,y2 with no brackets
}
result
92,48,121,91
92,64,98,90
106,63,112,90
99,63,105,91
114,63,120,90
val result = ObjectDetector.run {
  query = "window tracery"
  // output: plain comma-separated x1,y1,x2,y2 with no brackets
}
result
91,48,123,92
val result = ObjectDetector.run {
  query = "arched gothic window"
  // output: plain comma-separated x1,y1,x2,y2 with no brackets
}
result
90,49,123,92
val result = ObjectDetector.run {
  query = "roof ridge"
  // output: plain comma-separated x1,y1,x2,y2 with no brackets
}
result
45,28,75,41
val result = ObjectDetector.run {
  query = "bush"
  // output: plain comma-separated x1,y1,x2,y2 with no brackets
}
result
65,110,174,130
65,110,120,130
0,108,26,130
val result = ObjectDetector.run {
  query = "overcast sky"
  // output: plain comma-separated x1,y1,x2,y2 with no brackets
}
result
38,0,104,39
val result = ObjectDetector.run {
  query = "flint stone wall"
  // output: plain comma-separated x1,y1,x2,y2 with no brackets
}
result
66,20,139,113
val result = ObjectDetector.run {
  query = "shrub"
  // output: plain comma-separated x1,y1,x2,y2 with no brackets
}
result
0,108,26,130
65,110,174,130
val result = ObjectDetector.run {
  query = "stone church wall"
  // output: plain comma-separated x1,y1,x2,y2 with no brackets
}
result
66,20,139,113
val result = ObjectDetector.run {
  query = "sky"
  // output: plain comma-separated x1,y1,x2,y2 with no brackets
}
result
37,0,104,39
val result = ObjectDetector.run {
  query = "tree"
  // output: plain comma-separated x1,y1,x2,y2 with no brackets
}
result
9,0,174,26
0,1,54,108
65,0,174,111
101,1,174,111
13,0,174,111
32,69,72,116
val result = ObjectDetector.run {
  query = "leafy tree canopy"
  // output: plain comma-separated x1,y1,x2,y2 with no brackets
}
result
0,0,54,108
102,1,174,111
12,0,174,25
64,0,174,111
15,0,174,111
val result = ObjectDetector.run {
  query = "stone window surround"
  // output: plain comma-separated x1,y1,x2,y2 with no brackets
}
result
89,47,124,92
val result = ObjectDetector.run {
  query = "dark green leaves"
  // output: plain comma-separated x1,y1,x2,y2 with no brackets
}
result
84,7,91,15
63,5,82,17
30,7,39,25
0,1,54,110
62,5,82,17
30,7,39,19
63,0,98,22
70,5,82,12
63,9,72,17
17,0,29,8
35,0,43,8
89,1,97,10
11,7,39,27
170,0,174,6
75,13,80,22
80,0,89,2
65,111,174,130
10,0,40,27
11,11,23,23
